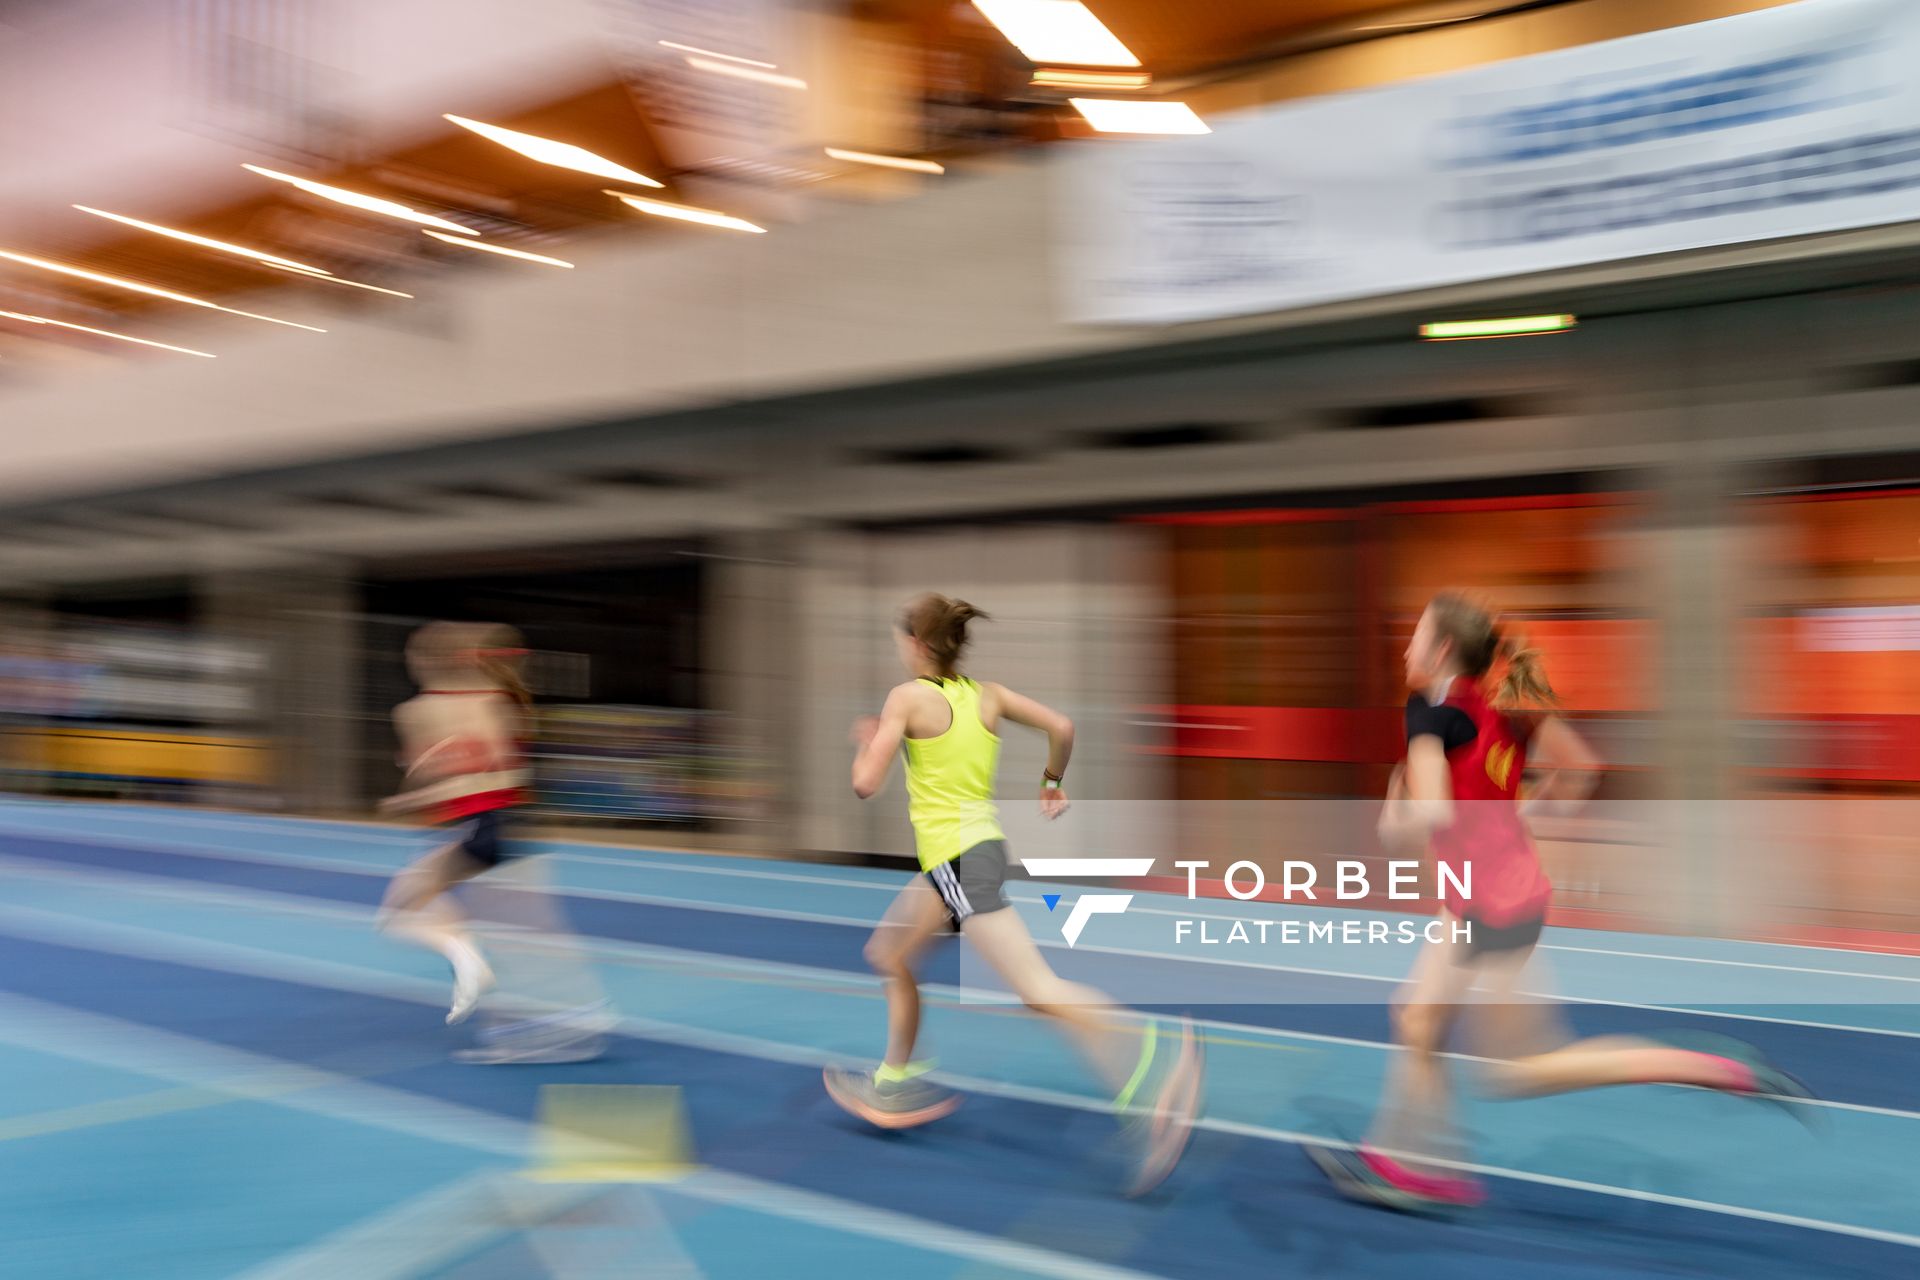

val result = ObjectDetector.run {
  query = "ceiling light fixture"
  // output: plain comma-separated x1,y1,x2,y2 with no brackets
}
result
442,115,662,187
1031,68,1150,90
265,262,415,298
422,229,574,267
1069,98,1209,134
972,1,1139,67
0,248,326,331
657,40,776,69
607,191,767,234
0,309,216,357
1419,314,1578,341
683,57,807,90
824,148,945,174
243,164,478,235
72,206,327,273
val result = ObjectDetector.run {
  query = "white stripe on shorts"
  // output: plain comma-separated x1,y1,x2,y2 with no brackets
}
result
933,861,973,920
949,863,973,917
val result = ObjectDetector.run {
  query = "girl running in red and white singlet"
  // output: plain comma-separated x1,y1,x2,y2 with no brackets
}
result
378,621,533,1026
1309,591,1814,1213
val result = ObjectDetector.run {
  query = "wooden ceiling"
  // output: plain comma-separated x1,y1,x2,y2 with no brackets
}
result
0,81,669,329
0,1,1465,358
869,0,1439,74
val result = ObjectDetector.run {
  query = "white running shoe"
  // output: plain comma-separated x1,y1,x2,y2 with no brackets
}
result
454,1034,604,1065
445,943,496,1025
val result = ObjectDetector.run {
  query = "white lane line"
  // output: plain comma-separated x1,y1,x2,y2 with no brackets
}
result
12,798,1920,971
0,803,422,845
593,860,1920,983
18,809,1920,990
0,990,531,1154
14,851,1920,1123
560,849,910,890
4,934,1918,1254
11,811,1916,987
1544,942,1920,985
0,822,407,873
29,853,1920,1125
0,853,403,926
0,824,886,928
0,991,1172,1280
234,1173,597,1280
5,887,1920,1135
6,841,1920,1042
668,1172,1174,1280
563,857,1920,982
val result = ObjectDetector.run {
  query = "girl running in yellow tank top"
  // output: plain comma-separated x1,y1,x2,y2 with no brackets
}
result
824,593,1205,1197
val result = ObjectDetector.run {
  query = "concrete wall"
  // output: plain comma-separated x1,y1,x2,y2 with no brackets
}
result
0,159,1125,504
791,523,1168,859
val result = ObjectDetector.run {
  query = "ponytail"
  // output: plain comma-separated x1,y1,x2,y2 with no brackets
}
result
1428,590,1559,708
899,593,989,679
468,623,533,711
1494,631,1559,709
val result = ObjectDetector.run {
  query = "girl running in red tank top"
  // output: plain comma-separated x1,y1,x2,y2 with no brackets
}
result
1308,591,1815,1213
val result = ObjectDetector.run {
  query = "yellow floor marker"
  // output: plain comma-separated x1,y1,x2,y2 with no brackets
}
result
527,1085,698,1183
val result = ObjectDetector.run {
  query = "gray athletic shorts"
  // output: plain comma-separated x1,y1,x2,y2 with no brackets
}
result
925,839,1012,926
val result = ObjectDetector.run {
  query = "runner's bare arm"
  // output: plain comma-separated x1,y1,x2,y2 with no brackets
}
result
989,682,1073,818
1519,715,1601,818
852,684,915,800
1378,737,1452,855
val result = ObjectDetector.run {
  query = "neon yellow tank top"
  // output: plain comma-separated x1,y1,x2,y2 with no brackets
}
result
904,676,1003,871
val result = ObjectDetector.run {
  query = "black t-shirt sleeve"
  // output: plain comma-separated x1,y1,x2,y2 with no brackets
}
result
1405,693,1476,752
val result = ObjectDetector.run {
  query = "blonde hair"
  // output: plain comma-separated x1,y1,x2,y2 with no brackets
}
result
469,622,533,710
404,620,467,678
899,593,989,679
406,620,532,709
1426,590,1558,708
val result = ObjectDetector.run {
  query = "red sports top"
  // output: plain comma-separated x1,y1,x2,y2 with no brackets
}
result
1416,678,1552,927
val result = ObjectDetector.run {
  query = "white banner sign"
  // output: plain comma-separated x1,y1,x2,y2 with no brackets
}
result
1061,0,1920,325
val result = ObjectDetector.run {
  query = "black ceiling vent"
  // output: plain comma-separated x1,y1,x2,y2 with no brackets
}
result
1330,395,1549,430
117,507,265,533
860,443,1024,466
577,467,711,489
3,511,103,540
0,524,88,547
1735,450,1920,496
300,492,436,517
1826,358,1920,392
1084,422,1248,450
427,481,562,505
